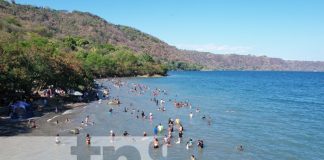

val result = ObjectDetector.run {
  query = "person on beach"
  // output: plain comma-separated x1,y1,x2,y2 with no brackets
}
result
55,134,60,144
65,118,70,123
86,134,91,145
153,138,159,149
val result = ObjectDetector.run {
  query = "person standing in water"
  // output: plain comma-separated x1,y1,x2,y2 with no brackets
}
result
186,138,193,149
55,134,60,144
149,113,153,121
189,112,193,118
85,115,90,124
141,111,145,119
110,130,115,137
153,126,158,136
176,131,183,144
86,134,91,145
153,138,159,149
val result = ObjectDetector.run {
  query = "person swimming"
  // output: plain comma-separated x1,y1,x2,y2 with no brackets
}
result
186,138,193,149
237,145,244,151
143,131,147,137
197,140,204,149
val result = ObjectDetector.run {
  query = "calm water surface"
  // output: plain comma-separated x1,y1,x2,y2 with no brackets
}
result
78,71,324,160
129,71,324,160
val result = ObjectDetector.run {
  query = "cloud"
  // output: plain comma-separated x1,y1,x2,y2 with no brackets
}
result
176,43,253,54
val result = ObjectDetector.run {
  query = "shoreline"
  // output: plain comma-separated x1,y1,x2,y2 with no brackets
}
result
0,77,208,159
0,102,88,136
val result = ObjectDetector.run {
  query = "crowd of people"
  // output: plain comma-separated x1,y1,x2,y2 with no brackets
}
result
53,78,243,159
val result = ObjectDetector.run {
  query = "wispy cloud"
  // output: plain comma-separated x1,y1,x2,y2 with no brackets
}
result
176,43,253,54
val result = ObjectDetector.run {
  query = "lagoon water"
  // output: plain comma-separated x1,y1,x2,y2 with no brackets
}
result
75,71,324,160
130,71,324,159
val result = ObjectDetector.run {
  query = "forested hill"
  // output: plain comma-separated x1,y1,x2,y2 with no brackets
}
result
1,0,324,71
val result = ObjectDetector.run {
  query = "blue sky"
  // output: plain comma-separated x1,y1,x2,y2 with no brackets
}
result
16,0,324,61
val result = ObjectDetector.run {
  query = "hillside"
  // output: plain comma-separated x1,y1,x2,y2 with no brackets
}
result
1,0,324,71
